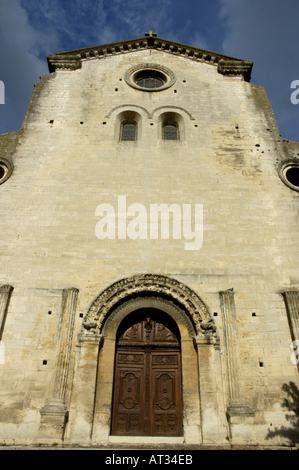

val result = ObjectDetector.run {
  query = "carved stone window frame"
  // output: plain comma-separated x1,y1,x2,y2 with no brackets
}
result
278,159,299,192
125,63,176,92
0,157,13,185
116,110,142,142
158,111,185,142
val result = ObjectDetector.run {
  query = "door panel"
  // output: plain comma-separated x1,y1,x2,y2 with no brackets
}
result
111,312,183,437
111,351,145,436
151,352,182,436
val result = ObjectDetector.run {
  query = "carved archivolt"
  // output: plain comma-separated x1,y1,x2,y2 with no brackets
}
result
82,274,213,335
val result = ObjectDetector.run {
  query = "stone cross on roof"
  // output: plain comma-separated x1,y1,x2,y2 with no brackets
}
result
145,30,157,37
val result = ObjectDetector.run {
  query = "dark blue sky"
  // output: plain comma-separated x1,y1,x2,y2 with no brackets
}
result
0,0,298,141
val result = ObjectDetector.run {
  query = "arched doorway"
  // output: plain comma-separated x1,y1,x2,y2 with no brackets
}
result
110,308,183,437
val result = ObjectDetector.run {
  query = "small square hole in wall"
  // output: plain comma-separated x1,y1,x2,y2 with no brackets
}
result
252,312,257,317
49,120,54,124
79,313,84,318
213,312,218,317
43,360,47,365
259,360,264,367
48,311,52,315
115,88,118,91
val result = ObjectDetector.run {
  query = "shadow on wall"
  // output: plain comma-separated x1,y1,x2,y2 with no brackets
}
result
266,382,299,446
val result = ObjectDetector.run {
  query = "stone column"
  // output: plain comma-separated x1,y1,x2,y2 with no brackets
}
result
69,333,103,445
219,289,255,444
194,335,228,445
283,291,299,372
0,285,13,340
283,291,299,343
39,287,79,442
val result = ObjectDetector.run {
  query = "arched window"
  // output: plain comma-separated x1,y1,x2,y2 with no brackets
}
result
121,122,136,141
162,123,178,141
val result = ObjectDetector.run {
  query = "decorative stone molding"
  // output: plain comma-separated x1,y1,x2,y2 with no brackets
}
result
77,333,103,346
47,36,253,82
103,295,196,337
106,105,195,121
219,289,254,418
47,55,82,73
82,274,214,336
124,63,176,92
217,60,253,81
105,104,152,119
152,106,195,121
0,285,13,340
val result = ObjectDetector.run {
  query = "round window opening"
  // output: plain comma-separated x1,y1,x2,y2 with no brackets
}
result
286,167,299,188
0,158,13,185
134,70,165,89
279,161,299,192
0,166,5,180
125,64,176,92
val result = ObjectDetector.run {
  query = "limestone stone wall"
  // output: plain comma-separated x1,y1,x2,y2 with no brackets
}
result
0,47,298,446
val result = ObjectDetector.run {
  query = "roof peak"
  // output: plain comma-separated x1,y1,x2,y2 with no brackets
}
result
47,35,253,82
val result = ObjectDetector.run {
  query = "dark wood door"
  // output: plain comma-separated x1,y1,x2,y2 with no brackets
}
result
111,311,183,437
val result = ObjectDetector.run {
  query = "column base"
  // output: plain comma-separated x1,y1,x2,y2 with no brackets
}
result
226,403,256,445
38,399,68,442
227,402,255,422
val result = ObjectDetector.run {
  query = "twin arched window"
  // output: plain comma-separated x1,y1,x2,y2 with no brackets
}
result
120,121,179,141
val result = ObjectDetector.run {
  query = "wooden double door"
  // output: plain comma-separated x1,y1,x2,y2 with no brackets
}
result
111,310,183,437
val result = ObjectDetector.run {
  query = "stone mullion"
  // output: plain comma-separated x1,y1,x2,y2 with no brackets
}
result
283,291,299,343
0,285,13,340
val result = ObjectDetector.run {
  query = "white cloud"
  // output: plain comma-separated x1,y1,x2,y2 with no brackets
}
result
0,0,51,132
0,0,116,132
107,0,174,40
190,32,209,51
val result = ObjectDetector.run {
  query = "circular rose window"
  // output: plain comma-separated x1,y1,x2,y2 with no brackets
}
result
125,63,176,92
0,157,13,185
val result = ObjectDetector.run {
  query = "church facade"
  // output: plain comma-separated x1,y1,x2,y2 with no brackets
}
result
0,32,299,447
